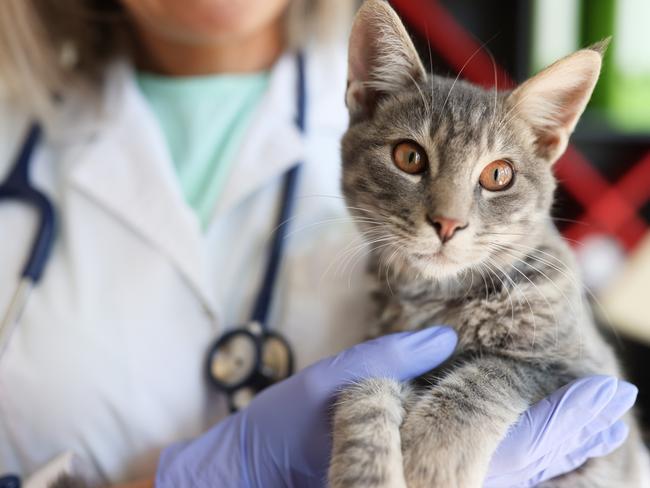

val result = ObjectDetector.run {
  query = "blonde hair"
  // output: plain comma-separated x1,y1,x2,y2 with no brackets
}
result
0,0,356,116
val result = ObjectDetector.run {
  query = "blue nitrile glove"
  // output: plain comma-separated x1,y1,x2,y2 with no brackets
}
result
156,326,458,487
485,375,637,487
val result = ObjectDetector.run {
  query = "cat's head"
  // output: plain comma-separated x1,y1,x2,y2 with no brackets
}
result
341,0,605,280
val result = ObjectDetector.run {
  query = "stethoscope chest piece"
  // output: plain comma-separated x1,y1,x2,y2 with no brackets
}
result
206,322,294,411
205,52,306,412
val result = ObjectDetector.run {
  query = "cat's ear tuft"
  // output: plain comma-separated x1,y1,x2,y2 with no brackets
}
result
507,43,606,162
346,0,426,121
587,37,612,57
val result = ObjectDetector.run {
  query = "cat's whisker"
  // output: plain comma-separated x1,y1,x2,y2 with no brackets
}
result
319,229,393,284
482,260,498,296
483,45,500,132
488,244,569,350
381,244,405,296
493,241,590,298
497,261,530,332
298,193,345,201
499,248,589,355
464,267,475,299
335,240,396,291
493,89,538,137
485,245,548,349
297,194,401,223
272,200,389,236
492,243,583,352
321,236,369,284
475,264,490,302
494,240,568,264
437,37,495,127
550,217,589,226
406,71,429,114
479,231,533,238
483,258,517,335
494,241,621,348
493,87,558,143
424,22,435,117
355,241,400,286
344,232,400,275
452,272,459,292
285,216,386,239
337,235,397,279
463,267,475,299
515,215,591,229
492,242,576,283
501,261,541,350
484,228,587,248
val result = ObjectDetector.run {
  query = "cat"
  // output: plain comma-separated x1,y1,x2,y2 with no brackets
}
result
328,1,650,487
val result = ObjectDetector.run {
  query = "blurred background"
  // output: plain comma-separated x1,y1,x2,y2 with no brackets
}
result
388,0,650,431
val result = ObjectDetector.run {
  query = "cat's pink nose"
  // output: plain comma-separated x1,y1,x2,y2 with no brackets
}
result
427,215,468,243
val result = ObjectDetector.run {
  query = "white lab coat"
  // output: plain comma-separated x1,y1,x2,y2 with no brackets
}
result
0,42,371,485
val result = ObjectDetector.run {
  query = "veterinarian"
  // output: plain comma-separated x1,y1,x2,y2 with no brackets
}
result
0,1,637,487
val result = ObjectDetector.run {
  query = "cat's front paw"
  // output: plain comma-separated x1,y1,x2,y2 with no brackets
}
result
329,378,412,488
402,441,484,488
400,413,488,488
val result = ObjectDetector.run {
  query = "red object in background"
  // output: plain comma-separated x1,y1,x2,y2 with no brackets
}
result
391,0,650,252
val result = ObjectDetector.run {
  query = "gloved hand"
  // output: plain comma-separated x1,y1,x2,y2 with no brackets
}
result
156,326,458,487
156,327,637,488
485,375,637,487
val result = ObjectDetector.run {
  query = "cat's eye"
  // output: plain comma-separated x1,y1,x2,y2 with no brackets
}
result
392,141,427,175
479,159,514,191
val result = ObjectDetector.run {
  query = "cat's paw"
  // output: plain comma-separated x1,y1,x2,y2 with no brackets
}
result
400,409,488,488
329,378,412,488
402,442,485,488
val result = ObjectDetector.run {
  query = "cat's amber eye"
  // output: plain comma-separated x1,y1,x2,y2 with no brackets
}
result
392,141,427,175
479,159,514,191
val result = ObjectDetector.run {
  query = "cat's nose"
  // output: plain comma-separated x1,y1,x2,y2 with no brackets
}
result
427,215,468,243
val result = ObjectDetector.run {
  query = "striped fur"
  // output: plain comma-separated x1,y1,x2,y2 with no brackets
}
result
330,1,650,487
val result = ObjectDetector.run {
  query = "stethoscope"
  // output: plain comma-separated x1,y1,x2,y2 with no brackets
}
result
0,123,57,358
205,53,306,412
0,54,305,418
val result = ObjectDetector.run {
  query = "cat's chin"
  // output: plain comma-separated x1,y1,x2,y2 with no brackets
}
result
406,250,469,281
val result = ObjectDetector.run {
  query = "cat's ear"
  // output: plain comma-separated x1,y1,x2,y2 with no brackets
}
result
507,40,608,162
346,0,426,121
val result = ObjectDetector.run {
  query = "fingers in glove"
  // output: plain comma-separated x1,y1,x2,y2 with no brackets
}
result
528,419,629,485
320,325,458,385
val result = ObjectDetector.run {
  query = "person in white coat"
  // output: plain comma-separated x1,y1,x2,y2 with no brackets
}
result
0,1,637,487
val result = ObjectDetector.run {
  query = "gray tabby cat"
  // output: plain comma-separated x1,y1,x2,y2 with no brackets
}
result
328,1,650,487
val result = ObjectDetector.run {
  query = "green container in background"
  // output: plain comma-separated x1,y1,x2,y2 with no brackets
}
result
532,0,650,133
580,0,616,113
606,0,650,132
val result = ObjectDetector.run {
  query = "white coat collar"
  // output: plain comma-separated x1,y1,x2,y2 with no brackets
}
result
212,53,305,219
60,52,305,317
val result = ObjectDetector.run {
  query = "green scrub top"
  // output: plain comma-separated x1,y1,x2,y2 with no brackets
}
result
137,71,270,229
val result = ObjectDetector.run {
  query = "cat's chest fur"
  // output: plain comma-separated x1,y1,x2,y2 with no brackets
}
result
369,232,591,361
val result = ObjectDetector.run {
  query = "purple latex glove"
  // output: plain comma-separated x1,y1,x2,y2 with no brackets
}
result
485,375,637,487
156,327,637,488
156,326,458,487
